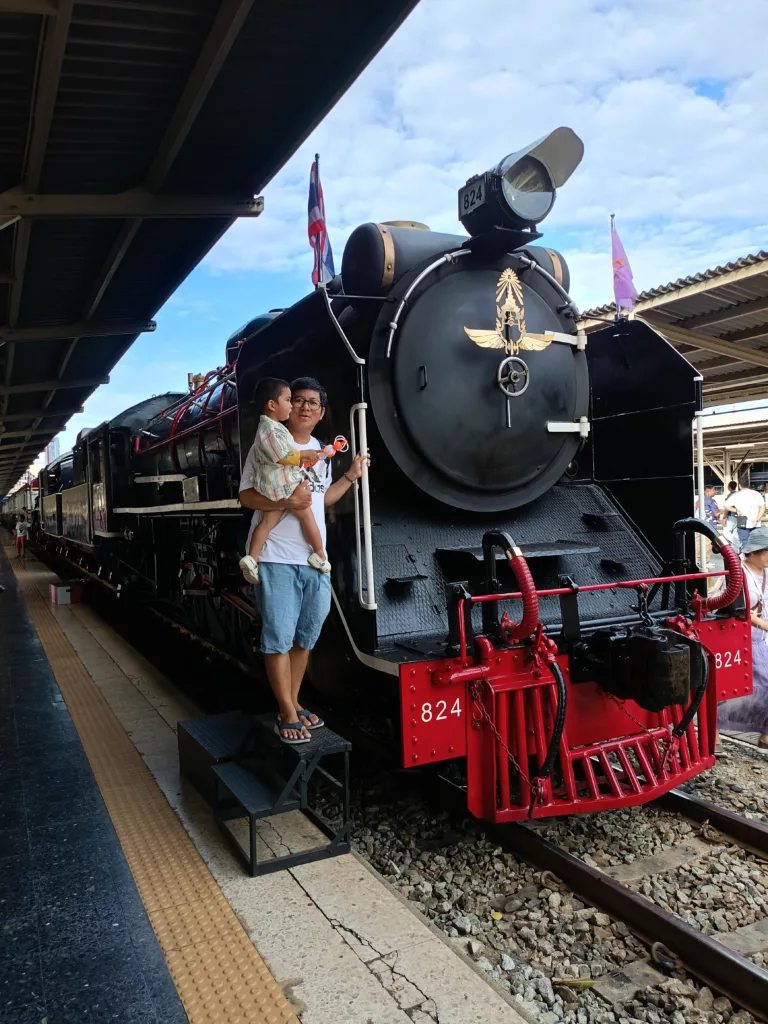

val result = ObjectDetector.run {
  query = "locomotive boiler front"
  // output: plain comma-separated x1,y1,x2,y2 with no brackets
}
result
364,238,589,511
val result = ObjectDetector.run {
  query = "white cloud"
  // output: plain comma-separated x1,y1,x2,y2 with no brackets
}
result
21,0,767,483
206,0,768,311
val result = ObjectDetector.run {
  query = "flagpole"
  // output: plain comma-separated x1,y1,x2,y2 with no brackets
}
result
314,152,324,292
610,213,620,323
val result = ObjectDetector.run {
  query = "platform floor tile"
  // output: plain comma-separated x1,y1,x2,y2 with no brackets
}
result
0,549,189,1024
4,546,298,1024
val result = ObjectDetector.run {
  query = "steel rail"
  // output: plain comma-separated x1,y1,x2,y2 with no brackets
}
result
721,733,768,759
659,788,768,858
494,822,768,1020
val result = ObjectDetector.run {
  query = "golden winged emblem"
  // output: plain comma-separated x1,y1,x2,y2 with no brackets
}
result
464,268,553,356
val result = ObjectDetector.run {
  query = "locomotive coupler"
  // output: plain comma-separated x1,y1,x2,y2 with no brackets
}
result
580,623,694,711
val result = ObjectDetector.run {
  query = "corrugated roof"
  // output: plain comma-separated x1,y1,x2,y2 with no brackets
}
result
0,0,419,496
580,249,768,410
583,251,768,320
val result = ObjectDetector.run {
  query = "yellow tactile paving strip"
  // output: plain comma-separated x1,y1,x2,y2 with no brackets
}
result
6,551,298,1024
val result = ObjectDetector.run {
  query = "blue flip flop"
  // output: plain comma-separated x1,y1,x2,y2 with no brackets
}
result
297,709,325,730
274,720,311,744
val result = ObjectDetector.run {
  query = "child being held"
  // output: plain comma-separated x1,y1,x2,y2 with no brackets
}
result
239,378,330,585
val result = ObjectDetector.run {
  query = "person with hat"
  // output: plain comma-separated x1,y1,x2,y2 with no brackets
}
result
717,526,768,751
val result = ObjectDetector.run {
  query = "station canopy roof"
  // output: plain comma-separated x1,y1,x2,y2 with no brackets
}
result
581,251,768,410
0,0,418,496
700,412,768,479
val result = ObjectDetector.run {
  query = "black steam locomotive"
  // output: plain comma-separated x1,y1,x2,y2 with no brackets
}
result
35,129,749,821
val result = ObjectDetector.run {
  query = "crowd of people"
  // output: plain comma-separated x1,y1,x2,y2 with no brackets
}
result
697,474,766,563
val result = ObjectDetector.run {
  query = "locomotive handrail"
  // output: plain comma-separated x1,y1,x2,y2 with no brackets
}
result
386,249,472,358
469,570,728,602
134,406,235,455
320,287,366,366
517,253,580,317
349,402,376,611
146,367,235,427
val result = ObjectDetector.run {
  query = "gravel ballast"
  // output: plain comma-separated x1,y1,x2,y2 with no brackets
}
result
328,748,768,1024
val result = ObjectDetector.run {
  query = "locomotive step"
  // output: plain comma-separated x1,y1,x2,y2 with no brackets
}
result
212,761,301,818
582,511,620,528
212,715,352,877
247,712,352,760
177,711,253,805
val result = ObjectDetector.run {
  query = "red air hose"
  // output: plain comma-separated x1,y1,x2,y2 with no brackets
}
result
672,518,744,613
707,542,743,611
499,550,540,642
482,532,539,643
507,552,540,640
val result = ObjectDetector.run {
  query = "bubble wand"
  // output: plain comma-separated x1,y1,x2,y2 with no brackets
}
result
320,435,349,459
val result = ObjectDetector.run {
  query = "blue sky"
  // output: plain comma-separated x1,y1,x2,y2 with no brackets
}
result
29,0,768,472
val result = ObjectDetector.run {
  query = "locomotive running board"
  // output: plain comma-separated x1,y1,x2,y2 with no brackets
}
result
114,498,241,514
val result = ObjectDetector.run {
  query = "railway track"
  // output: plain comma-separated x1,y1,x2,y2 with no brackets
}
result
722,733,768,760
489,795,768,1021
423,771,768,1021
659,788,768,857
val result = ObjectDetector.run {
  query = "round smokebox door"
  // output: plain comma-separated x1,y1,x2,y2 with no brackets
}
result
392,264,583,494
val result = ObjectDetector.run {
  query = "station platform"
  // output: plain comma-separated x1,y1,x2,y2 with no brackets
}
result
0,540,526,1024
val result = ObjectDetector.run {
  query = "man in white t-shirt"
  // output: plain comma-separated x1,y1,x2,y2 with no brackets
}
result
724,474,765,548
239,377,368,744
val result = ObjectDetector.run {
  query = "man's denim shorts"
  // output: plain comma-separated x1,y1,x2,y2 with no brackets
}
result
255,562,331,655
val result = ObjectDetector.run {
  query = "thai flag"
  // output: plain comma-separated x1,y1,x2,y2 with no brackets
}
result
308,155,335,287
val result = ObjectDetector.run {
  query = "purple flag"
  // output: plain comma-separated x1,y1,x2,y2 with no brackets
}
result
611,215,638,311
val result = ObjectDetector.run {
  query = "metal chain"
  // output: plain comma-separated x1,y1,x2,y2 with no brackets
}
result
470,681,536,793
604,691,653,736
604,691,677,772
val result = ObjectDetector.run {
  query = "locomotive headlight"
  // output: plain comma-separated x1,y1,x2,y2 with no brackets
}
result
459,126,584,237
500,155,554,223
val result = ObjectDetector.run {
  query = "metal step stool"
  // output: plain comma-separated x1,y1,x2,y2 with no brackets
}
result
212,713,351,876
177,711,253,806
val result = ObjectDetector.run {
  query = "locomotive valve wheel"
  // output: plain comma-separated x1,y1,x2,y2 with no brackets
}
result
497,356,530,397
